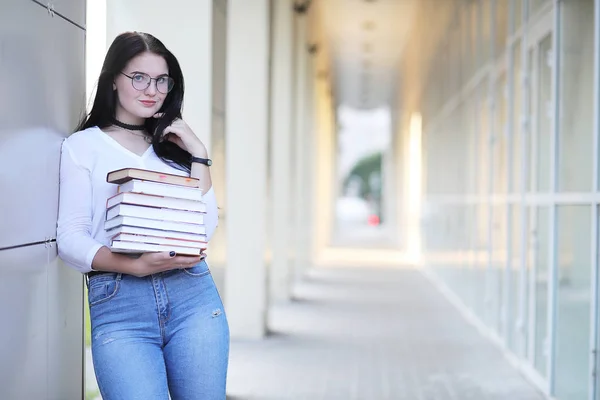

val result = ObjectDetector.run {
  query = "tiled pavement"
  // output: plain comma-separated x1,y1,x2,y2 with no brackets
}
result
226,267,548,400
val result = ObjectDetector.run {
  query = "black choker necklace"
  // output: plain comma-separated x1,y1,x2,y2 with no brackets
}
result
111,118,145,131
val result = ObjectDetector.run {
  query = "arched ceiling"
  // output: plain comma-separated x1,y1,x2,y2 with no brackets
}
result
315,0,417,110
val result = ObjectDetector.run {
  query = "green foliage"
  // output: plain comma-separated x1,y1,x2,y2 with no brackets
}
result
85,388,100,400
343,152,382,199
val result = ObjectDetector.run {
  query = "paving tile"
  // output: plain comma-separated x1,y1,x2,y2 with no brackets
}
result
227,267,547,400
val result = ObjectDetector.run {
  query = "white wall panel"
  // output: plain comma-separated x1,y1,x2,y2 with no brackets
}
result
46,246,84,400
0,244,49,400
0,0,86,398
0,244,82,400
0,129,64,248
33,0,86,28
0,0,86,248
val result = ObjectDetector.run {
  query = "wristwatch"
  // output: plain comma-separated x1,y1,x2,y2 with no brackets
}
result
191,156,212,166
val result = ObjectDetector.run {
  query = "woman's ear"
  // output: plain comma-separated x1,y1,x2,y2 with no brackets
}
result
113,82,116,91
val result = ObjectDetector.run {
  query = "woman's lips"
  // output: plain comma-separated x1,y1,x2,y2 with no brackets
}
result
139,100,157,107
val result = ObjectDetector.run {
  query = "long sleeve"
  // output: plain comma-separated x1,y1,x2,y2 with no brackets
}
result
202,186,219,241
56,140,103,273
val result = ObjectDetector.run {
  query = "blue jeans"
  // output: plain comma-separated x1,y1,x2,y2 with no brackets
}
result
87,261,230,399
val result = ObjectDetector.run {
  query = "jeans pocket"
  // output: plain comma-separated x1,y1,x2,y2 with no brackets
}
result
182,261,211,277
88,273,122,307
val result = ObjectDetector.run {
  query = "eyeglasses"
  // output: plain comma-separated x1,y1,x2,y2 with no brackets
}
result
121,72,175,94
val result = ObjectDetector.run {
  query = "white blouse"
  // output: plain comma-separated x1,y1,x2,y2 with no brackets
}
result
56,126,218,274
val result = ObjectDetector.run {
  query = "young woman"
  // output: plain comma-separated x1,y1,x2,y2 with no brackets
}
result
56,32,229,399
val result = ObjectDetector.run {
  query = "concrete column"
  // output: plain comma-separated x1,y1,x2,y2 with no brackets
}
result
396,113,408,251
383,106,399,247
293,13,309,280
382,146,395,231
224,0,270,339
304,44,317,260
312,67,335,257
105,0,215,149
269,0,295,303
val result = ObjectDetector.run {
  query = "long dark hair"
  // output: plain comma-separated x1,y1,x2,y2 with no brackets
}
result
76,31,191,171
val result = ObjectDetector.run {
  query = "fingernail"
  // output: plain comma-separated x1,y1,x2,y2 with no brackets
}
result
169,251,176,257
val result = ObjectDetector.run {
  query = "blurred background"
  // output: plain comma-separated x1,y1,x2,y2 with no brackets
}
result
1,0,599,399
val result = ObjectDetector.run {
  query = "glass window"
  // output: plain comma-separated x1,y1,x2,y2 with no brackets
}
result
494,73,508,195
455,109,469,195
465,96,481,313
512,40,523,193
471,0,480,71
477,83,491,200
450,24,462,96
508,203,522,352
491,204,507,335
481,0,491,64
555,206,592,399
517,205,532,357
533,206,550,376
533,35,553,192
558,0,594,192
512,0,523,33
530,0,550,16
475,86,490,322
528,48,535,192
462,5,473,78
466,99,478,195
495,0,509,59
466,203,480,309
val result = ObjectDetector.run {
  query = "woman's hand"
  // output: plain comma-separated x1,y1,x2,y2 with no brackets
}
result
129,250,207,277
154,113,207,157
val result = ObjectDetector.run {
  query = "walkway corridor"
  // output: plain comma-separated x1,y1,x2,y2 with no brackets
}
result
226,267,547,400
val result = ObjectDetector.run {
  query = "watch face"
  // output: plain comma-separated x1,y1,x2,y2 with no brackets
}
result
207,159,213,166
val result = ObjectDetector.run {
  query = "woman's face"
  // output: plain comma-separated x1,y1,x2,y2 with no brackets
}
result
113,52,170,124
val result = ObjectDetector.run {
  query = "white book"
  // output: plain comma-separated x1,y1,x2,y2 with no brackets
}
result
106,225,207,242
119,179,204,202
112,233,207,249
110,240,202,256
107,203,204,225
105,215,205,235
107,191,206,213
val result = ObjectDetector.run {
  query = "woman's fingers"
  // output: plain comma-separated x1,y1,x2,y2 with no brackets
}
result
173,255,203,266
162,125,174,136
162,124,186,137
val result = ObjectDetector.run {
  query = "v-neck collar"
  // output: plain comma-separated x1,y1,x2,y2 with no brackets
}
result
95,126,153,159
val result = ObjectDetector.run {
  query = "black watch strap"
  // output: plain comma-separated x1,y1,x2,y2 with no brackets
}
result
191,156,212,166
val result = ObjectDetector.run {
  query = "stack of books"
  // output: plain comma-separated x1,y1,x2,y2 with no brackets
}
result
104,168,207,255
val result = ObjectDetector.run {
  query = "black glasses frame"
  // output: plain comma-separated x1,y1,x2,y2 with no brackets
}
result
120,72,174,94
